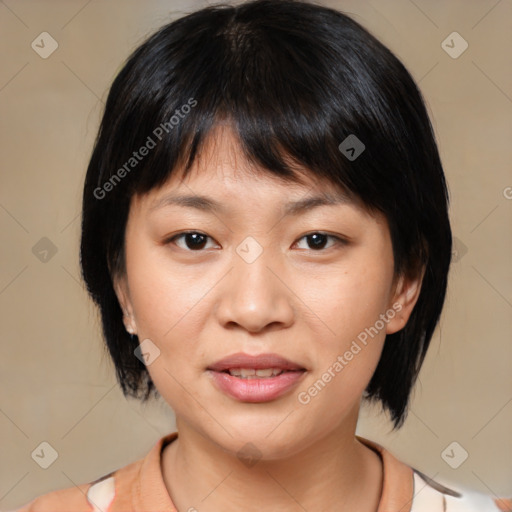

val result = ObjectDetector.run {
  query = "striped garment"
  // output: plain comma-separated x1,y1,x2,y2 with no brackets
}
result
7,433,512,512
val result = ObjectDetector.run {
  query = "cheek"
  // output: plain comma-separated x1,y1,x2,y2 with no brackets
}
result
295,252,393,407
122,239,214,407
126,255,206,416
306,258,394,350
125,238,210,341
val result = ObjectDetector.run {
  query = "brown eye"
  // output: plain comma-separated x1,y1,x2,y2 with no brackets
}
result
168,231,215,251
295,232,345,251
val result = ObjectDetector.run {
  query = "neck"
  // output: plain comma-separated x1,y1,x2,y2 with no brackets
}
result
161,413,383,512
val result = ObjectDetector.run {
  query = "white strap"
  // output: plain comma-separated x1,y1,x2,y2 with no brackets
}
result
410,472,445,511
410,471,502,512
86,475,116,512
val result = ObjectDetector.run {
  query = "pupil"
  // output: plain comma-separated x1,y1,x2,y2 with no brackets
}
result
308,233,327,249
186,233,206,250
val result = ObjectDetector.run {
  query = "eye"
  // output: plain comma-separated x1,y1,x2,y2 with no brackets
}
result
294,232,346,251
165,231,347,252
166,231,218,251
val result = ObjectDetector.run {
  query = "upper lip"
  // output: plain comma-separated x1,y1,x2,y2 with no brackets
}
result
207,352,306,372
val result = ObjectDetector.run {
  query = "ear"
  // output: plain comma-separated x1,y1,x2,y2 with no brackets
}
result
113,274,137,336
385,268,424,335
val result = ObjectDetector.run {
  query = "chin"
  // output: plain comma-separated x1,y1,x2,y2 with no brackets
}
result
203,415,311,462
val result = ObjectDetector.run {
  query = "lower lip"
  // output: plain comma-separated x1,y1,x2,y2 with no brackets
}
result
208,370,306,402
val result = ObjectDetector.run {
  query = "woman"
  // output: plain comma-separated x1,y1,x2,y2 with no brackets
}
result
12,0,511,510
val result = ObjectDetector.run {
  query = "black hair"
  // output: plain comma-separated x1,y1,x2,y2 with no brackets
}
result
80,0,452,430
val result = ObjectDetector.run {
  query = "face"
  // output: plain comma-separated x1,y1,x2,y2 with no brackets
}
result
114,126,422,460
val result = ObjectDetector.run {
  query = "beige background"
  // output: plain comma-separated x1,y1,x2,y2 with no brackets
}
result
1,0,511,509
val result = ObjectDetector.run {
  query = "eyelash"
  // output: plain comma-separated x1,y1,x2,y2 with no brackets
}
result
165,231,347,252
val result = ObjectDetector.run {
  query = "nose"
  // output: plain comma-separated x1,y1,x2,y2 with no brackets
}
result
214,244,295,334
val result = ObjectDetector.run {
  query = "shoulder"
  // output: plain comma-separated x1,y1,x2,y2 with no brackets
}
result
356,435,512,512
411,469,512,512
8,459,142,512
7,433,178,512
5,479,96,512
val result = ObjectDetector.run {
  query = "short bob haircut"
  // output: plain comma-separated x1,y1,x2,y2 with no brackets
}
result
80,0,452,430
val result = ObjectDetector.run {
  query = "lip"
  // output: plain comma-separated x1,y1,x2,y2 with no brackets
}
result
207,352,307,403
207,352,305,372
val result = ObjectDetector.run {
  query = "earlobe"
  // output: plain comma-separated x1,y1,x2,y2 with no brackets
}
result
385,269,424,335
113,276,137,336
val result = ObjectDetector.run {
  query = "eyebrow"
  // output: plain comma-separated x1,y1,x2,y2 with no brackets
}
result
148,191,352,217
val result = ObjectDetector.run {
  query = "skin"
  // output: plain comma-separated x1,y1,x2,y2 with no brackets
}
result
114,125,423,512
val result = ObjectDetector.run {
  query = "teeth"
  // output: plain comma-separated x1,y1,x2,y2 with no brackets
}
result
255,368,275,378
227,368,284,378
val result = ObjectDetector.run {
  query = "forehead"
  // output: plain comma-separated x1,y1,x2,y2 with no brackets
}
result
173,123,319,191
134,123,371,216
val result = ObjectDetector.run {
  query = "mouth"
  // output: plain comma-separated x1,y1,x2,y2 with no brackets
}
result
207,353,307,402
221,368,294,378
